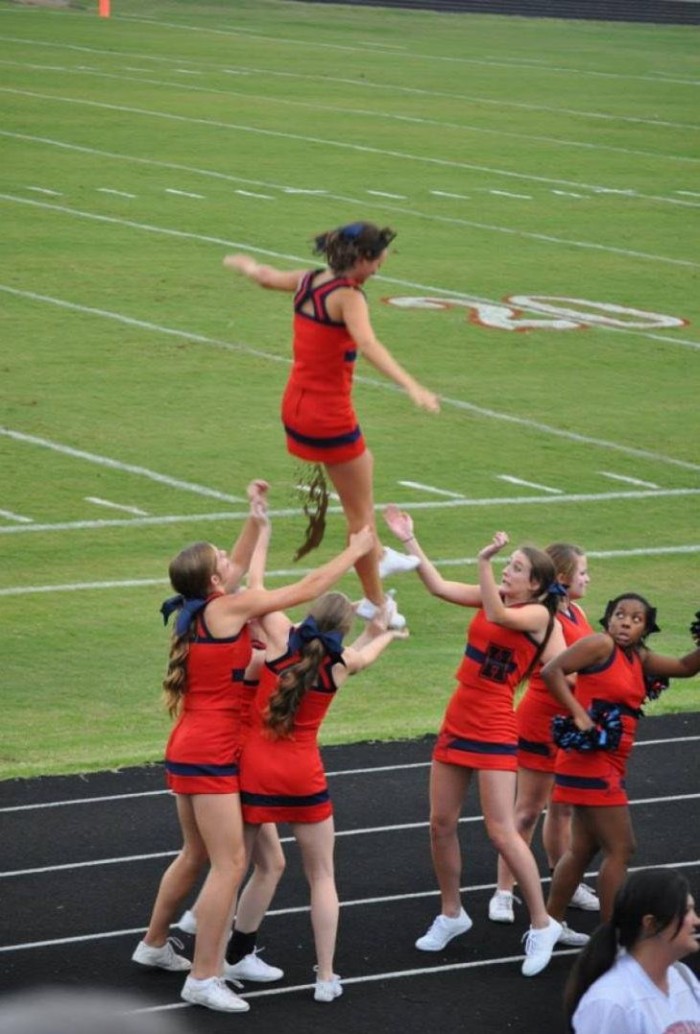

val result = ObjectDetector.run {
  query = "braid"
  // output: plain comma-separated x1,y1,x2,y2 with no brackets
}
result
265,639,326,739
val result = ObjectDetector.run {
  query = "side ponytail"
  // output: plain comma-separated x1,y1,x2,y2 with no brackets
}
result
563,922,618,1030
265,639,326,738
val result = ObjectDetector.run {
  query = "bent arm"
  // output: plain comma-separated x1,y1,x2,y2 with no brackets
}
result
338,626,409,679
541,633,614,728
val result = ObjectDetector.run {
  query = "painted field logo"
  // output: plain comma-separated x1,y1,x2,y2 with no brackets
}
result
382,295,688,332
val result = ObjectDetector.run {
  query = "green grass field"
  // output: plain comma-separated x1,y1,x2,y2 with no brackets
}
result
1,0,698,781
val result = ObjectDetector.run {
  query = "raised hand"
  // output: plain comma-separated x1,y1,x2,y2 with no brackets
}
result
383,503,414,543
478,531,509,561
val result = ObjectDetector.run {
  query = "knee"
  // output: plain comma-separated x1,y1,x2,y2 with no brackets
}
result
515,805,541,836
484,821,512,855
180,842,208,873
429,812,457,843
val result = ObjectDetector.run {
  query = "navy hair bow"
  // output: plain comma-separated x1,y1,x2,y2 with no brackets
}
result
160,594,207,636
288,615,344,664
340,222,364,240
547,582,568,598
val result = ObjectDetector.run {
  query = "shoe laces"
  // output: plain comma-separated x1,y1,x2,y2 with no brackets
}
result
167,935,186,953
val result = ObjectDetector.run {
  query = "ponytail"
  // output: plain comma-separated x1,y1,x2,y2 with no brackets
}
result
265,639,326,738
563,922,618,1030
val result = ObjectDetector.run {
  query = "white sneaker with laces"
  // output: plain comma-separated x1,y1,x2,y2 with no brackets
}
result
378,546,420,579
557,922,590,947
355,593,407,631
415,908,473,951
488,890,515,924
569,882,600,911
521,917,562,977
131,938,191,972
314,971,343,1003
223,949,284,983
181,976,250,1012
177,909,197,934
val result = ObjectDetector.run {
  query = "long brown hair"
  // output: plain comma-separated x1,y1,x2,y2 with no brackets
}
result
162,542,217,718
518,545,560,684
264,592,354,738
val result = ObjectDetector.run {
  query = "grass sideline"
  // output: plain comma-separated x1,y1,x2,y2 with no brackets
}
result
1,0,698,780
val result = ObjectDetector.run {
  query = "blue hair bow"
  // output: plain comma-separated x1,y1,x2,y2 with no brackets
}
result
547,582,568,598
160,594,208,636
288,615,344,664
340,222,364,240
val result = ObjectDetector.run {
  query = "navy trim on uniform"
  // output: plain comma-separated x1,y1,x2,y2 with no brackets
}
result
166,760,239,777
554,773,609,790
447,737,517,756
343,350,357,362
592,697,642,720
284,423,362,449
240,788,330,808
518,737,551,757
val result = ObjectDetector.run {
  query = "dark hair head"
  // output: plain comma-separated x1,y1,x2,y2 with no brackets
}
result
564,868,690,1028
308,591,355,638
599,593,661,638
546,542,585,588
312,222,396,273
168,542,217,600
518,545,557,604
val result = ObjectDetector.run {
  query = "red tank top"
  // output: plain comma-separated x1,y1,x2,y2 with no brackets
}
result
527,603,593,698
289,270,362,397
183,597,253,712
455,607,540,691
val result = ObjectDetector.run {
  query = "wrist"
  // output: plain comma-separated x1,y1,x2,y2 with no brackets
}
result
401,536,415,544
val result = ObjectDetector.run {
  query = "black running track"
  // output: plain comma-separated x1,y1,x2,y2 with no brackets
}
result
2,713,699,1033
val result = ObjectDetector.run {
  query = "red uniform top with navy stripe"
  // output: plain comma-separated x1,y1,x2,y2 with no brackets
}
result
165,597,253,795
552,644,646,807
281,269,367,464
433,607,540,772
516,603,594,772
239,647,341,823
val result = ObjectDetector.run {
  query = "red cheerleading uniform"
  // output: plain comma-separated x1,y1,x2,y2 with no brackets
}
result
516,603,594,773
165,597,252,795
281,269,367,465
552,644,646,808
239,647,341,824
433,608,540,772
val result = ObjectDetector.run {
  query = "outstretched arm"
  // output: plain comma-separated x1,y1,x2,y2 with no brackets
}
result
337,620,409,680
341,291,439,413
383,504,481,607
223,254,303,292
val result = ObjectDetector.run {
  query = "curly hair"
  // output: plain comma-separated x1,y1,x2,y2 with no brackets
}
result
162,542,217,717
264,592,355,738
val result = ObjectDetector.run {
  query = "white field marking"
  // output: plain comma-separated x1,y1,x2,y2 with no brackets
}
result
281,187,327,195
398,480,466,499
0,508,33,523
430,190,470,199
25,185,61,196
173,68,202,76
164,188,204,199
2,283,699,473
553,190,584,198
97,188,136,198
3,495,700,545
489,190,532,200
0,427,247,504
678,190,700,198
599,472,660,489
296,482,340,501
1,738,697,816
2,95,700,223
234,189,274,200
99,16,700,89
1,40,697,134
84,496,149,516
3,795,698,880
497,475,563,494
367,189,407,199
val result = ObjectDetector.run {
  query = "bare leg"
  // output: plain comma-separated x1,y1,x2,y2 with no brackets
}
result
235,823,286,933
428,760,472,916
142,795,209,946
547,806,600,921
479,770,550,927
293,818,338,982
542,800,574,871
590,806,636,921
495,768,553,893
325,450,383,606
189,794,246,980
